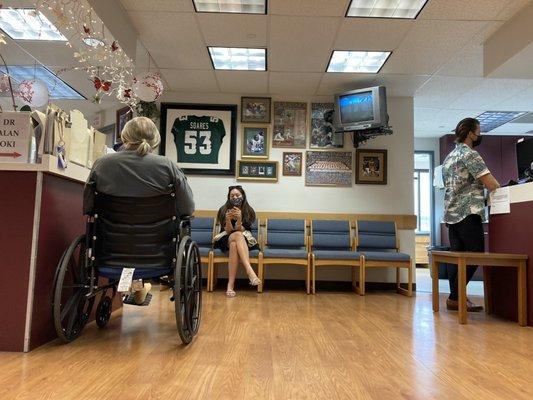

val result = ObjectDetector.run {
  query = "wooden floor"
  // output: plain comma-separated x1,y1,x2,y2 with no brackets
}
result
1,289,532,400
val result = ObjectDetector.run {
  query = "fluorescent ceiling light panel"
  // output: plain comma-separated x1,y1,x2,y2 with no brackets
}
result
0,66,85,100
208,47,266,71
0,8,66,41
347,0,429,19
327,51,390,73
476,111,528,132
193,0,266,14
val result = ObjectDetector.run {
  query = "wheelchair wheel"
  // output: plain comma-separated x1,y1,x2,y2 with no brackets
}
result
174,236,202,344
95,295,112,328
52,234,95,343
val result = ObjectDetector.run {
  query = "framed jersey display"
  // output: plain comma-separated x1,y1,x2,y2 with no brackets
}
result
160,103,237,175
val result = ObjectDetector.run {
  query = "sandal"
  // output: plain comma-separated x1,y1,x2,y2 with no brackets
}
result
249,277,261,287
226,289,236,298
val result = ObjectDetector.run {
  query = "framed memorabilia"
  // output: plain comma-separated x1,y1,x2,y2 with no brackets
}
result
241,124,269,159
282,152,303,176
310,103,343,149
160,103,237,175
241,96,271,123
237,160,278,182
115,106,133,144
305,150,353,187
273,101,307,148
355,149,388,185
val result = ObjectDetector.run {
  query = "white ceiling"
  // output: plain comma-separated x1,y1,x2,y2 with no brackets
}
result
2,0,533,137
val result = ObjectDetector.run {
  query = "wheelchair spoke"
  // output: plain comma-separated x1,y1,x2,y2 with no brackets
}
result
60,291,82,322
65,302,79,336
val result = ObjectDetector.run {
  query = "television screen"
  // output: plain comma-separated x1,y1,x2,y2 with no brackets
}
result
339,91,374,125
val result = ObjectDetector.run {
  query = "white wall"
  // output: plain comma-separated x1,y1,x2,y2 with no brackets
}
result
159,92,416,283
414,137,444,245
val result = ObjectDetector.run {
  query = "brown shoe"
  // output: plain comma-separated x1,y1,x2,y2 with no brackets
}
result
466,299,483,312
446,298,458,310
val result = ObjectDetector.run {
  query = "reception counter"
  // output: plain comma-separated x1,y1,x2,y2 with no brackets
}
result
489,181,533,326
0,156,90,351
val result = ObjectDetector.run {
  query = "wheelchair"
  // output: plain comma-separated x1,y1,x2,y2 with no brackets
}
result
51,186,202,345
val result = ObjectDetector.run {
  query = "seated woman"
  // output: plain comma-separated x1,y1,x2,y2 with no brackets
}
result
83,116,194,303
214,186,261,297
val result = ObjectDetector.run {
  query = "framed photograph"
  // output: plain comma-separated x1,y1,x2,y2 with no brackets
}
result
273,101,307,148
241,125,269,159
241,97,271,123
310,103,343,149
282,152,303,176
160,103,237,175
356,149,388,185
305,150,353,187
237,160,278,182
115,106,133,144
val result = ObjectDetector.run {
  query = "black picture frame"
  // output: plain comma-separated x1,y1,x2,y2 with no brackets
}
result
115,106,132,144
355,149,388,185
160,103,237,176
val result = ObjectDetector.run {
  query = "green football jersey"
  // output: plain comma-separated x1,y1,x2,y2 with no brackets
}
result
171,115,226,164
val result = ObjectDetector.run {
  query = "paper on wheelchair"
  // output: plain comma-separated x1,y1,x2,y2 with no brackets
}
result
117,268,135,292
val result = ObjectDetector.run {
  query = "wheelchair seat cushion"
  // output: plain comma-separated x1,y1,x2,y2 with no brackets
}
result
98,266,172,280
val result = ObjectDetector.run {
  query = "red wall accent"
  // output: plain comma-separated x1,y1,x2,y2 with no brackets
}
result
489,200,533,325
0,172,37,351
30,174,87,349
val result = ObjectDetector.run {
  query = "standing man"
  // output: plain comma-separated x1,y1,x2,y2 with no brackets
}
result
442,118,500,311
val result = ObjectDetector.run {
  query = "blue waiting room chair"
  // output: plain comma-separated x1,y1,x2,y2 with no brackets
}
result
355,220,413,296
190,217,216,290
258,219,310,294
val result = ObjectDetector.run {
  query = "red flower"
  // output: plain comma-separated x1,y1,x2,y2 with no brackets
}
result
111,41,118,52
93,77,111,92
83,25,90,34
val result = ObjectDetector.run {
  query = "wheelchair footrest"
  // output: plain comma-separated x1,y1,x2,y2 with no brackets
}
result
123,292,152,306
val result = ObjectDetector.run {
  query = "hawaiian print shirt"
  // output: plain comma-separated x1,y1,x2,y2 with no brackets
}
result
442,143,489,224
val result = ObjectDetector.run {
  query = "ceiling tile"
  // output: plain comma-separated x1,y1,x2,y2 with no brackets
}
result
198,14,267,47
316,73,376,95
414,76,484,108
495,85,533,111
335,19,413,51
436,44,484,77
373,74,431,97
381,20,488,75
128,11,211,69
269,0,350,17
120,0,194,12
215,71,268,93
269,16,341,72
160,69,219,92
448,79,533,110
269,72,322,95
419,0,528,21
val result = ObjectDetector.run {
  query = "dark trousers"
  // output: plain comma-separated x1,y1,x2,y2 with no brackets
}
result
447,214,485,300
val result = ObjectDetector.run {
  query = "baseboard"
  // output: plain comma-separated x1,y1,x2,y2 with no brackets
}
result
208,278,416,292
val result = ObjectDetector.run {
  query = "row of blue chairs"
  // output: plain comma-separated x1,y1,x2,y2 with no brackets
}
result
191,218,413,296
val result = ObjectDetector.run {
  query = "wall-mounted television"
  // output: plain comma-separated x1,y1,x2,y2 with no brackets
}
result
333,86,388,132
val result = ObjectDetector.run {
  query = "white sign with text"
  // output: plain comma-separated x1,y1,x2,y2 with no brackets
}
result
0,112,31,163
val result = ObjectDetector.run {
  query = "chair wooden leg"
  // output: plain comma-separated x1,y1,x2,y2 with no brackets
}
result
458,258,467,324
207,253,214,292
483,265,492,314
359,256,365,296
258,254,264,293
306,255,311,295
396,267,400,293
518,261,527,327
311,255,316,294
396,263,413,297
431,255,439,312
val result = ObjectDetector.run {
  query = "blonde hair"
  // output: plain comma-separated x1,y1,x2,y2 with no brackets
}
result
120,116,161,156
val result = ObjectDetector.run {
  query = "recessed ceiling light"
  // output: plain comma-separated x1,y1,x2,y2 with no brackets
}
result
475,111,528,132
0,8,67,41
347,0,429,19
208,47,266,71
327,51,391,73
0,65,85,100
193,0,266,14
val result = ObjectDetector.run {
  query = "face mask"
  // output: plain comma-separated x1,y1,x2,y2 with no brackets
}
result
230,197,243,206
472,134,482,147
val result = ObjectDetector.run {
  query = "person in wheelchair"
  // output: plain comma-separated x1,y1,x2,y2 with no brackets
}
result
53,117,201,345
214,186,261,297
83,116,194,217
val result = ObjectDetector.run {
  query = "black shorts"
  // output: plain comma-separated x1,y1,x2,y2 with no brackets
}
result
213,233,260,253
